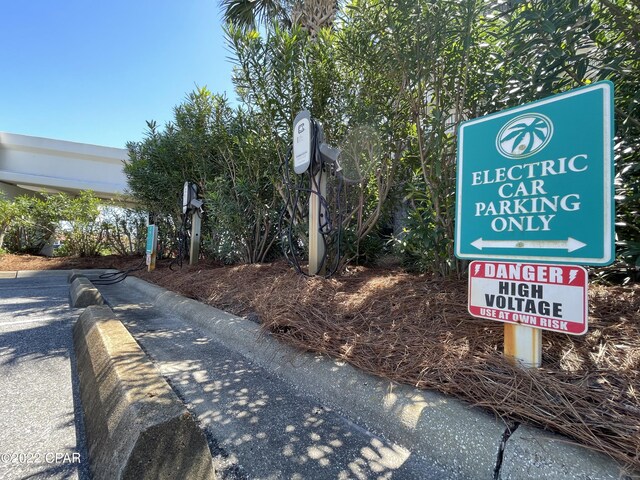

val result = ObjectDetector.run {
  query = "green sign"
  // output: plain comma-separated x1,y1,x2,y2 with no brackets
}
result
146,225,157,254
455,81,614,266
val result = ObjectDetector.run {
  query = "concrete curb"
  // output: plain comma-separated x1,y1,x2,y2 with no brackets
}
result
68,269,86,283
73,305,216,480
499,424,626,479
122,276,634,479
69,277,105,308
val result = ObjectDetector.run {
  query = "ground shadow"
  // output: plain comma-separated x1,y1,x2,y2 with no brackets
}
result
98,282,445,479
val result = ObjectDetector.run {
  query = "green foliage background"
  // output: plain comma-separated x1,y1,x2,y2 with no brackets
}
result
0,191,148,258
123,0,640,276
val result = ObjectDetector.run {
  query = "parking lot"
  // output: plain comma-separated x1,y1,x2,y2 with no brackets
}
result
0,271,88,480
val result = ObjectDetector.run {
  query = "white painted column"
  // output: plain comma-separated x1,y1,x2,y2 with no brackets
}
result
504,324,542,368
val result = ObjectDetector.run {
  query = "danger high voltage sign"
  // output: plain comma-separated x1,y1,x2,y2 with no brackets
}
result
468,261,588,335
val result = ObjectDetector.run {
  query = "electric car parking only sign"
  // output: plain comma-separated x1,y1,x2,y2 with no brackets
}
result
455,81,615,265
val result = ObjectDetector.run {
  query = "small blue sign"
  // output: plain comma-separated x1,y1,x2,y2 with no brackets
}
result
455,82,614,266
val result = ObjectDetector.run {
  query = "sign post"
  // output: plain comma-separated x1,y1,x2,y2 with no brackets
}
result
146,224,158,272
504,324,541,369
455,82,614,367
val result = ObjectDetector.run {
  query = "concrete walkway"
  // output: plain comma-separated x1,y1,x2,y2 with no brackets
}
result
98,280,448,479
0,271,89,480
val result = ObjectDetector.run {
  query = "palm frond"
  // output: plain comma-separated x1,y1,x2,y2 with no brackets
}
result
220,0,290,31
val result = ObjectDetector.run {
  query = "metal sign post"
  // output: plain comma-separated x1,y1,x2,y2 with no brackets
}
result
504,323,541,368
455,82,614,367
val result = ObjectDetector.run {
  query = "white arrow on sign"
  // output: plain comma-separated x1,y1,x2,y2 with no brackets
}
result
471,237,587,252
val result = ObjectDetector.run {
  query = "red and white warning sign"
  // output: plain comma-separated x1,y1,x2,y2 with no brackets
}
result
468,261,588,335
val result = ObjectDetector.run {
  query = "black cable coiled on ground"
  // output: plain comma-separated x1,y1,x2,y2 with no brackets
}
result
89,257,148,285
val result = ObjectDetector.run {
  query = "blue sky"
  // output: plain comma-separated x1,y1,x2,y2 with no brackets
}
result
0,0,235,149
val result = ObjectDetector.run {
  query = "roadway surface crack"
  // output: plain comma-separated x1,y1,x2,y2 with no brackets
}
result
493,421,519,480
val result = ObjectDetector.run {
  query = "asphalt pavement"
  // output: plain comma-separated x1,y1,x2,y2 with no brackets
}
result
0,271,89,480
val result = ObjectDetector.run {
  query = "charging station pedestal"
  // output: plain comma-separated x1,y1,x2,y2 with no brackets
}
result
189,212,201,266
182,181,202,266
293,110,328,276
309,172,326,276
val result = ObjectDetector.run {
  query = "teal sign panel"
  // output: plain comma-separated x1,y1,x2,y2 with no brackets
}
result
146,225,157,254
455,81,614,266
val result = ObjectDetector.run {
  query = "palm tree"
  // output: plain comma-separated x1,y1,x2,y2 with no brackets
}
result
220,0,337,36
500,117,549,155
220,0,291,31
291,0,338,37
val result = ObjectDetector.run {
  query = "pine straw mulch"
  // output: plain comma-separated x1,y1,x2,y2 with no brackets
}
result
0,253,140,272
2,255,639,474
130,260,640,475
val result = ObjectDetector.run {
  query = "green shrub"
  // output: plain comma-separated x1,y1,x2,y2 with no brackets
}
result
102,205,148,256
58,191,105,257
5,194,65,254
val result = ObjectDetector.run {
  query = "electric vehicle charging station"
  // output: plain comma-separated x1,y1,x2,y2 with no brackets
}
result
292,110,331,276
284,111,375,277
294,111,327,275
182,181,203,266
293,110,312,175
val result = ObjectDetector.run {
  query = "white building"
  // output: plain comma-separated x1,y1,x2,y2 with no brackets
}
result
0,132,128,199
